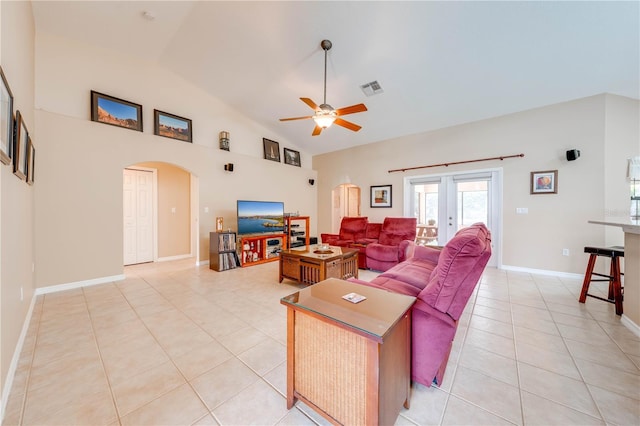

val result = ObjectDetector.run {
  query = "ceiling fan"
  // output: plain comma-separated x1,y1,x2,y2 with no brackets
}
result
280,39,367,136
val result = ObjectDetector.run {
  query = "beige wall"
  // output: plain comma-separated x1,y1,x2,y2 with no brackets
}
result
0,0,35,408
32,30,317,289
136,162,191,259
314,94,639,275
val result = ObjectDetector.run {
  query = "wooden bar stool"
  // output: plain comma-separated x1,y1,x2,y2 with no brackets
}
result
578,246,624,315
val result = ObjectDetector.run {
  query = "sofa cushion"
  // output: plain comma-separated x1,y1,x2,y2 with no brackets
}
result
366,243,401,262
420,223,491,319
338,217,368,241
378,217,417,246
377,258,436,291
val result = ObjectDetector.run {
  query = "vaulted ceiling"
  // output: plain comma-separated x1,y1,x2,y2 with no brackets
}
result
31,1,639,155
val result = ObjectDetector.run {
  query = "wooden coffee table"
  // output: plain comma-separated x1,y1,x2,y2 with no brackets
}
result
279,246,358,285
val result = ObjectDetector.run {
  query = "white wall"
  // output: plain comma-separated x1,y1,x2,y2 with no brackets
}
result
33,31,317,288
0,0,35,412
314,94,639,275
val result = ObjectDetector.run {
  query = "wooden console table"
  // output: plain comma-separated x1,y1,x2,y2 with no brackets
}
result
279,246,358,285
280,278,415,425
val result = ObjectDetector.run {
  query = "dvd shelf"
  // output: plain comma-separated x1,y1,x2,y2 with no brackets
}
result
240,233,284,267
284,216,310,249
209,231,241,272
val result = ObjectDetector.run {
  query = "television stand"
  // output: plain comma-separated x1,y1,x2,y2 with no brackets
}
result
240,233,285,267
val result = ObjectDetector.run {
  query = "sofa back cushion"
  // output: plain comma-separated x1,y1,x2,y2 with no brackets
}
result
419,223,492,320
365,222,382,239
338,217,368,241
378,217,417,246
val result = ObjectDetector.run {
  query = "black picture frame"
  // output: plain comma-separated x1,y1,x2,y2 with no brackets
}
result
90,90,143,132
154,109,192,143
0,66,14,165
370,184,392,208
284,147,301,167
263,138,280,162
13,110,28,180
26,137,35,185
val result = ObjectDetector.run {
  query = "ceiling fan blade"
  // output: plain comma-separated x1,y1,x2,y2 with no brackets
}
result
335,103,367,116
334,117,362,132
312,125,323,136
279,115,313,122
300,98,319,111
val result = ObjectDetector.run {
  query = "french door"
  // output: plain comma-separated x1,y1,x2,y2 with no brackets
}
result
406,169,500,267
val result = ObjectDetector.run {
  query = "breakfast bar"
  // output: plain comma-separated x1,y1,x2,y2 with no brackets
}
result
588,220,640,333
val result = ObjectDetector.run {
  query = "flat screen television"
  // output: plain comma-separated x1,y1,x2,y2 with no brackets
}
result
237,200,285,235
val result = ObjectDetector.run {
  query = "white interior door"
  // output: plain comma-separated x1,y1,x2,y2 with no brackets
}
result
408,169,501,267
123,168,154,265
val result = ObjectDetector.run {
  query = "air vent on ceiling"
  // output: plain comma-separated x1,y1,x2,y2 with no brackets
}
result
360,80,384,97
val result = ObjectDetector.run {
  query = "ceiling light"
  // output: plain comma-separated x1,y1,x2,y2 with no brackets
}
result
313,105,337,128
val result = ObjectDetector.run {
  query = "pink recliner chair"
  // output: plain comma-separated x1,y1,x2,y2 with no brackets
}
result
350,223,492,388
365,217,417,271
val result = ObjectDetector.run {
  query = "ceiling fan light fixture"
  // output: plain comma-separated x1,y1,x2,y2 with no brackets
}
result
313,104,337,128
313,113,336,129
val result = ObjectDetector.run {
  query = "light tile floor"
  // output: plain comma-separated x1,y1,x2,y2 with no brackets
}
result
3,259,639,425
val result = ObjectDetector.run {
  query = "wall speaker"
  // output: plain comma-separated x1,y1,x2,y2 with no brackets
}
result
566,149,581,161
224,163,234,172
308,179,315,185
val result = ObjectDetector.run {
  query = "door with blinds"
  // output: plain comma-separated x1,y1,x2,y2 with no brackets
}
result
408,169,500,267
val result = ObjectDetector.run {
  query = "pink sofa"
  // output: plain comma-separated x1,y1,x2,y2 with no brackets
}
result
321,218,382,269
320,217,368,247
365,217,417,271
350,223,492,388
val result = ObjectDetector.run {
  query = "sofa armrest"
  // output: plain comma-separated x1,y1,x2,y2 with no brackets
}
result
409,244,442,263
320,233,339,244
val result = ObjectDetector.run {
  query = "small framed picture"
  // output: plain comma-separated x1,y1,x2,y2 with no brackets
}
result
13,110,28,180
263,138,280,162
154,109,192,143
371,184,392,208
90,91,143,132
531,170,558,194
284,147,301,167
0,66,14,165
26,137,35,185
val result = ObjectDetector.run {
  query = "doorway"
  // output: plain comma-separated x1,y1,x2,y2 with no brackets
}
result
331,184,361,233
405,169,501,267
123,167,157,265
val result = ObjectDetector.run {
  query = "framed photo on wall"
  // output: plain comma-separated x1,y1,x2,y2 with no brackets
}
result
284,148,301,167
26,137,35,185
530,170,558,194
371,184,392,208
263,138,280,162
0,66,14,165
13,110,28,180
90,91,143,132
154,109,192,143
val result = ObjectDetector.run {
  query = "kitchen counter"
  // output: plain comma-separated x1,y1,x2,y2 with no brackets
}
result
588,220,640,335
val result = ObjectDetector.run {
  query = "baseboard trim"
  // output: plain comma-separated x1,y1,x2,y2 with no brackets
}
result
500,264,583,280
35,274,125,295
156,254,191,263
1,293,37,423
621,315,640,338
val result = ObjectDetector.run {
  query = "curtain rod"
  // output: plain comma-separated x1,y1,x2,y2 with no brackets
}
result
388,153,525,173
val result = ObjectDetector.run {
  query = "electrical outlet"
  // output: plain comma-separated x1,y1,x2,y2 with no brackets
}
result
20,287,24,301
562,248,570,256
516,207,528,214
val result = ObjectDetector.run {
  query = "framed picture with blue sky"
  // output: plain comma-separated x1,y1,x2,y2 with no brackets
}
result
90,91,142,132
